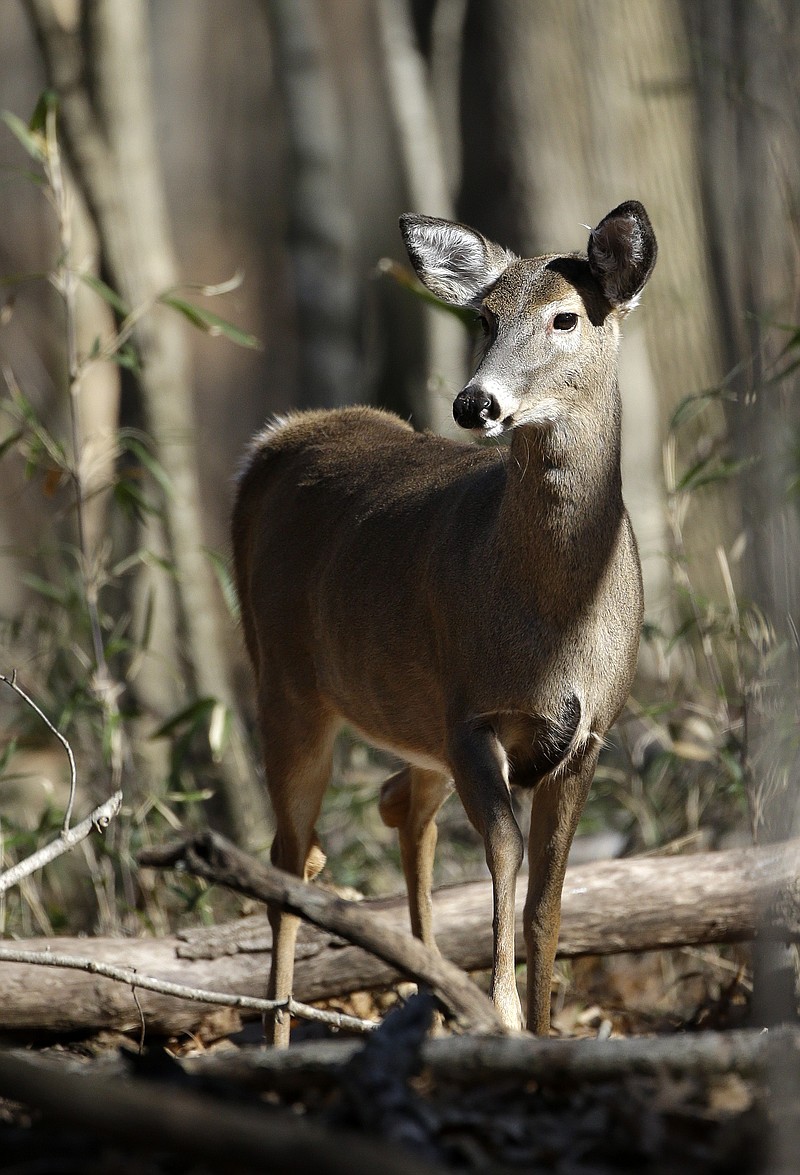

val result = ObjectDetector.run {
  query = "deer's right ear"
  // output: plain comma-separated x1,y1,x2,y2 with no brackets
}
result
400,214,515,311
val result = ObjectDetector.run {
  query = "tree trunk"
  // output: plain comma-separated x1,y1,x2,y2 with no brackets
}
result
376,0,465,435
265,0,361,411
459,0,723,648
24,0,270,845
683,0,800,1030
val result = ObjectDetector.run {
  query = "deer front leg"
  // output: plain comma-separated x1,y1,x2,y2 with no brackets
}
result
379,766,452,948
524,748,598,1034
450,725,524,1031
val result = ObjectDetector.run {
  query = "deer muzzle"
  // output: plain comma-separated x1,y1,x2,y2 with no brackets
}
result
453,384,502,430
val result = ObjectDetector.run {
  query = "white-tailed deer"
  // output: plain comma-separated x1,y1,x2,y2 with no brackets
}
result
232,201,656,1045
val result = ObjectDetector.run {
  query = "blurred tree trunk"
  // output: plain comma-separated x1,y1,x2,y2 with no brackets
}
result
459,0,724,667
685,1,800,642
684,0,800,1025
265,0,361,410
376,0,465,435
25,0,270,847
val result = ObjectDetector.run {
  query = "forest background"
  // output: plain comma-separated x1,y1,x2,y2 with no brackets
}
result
0,0,798,999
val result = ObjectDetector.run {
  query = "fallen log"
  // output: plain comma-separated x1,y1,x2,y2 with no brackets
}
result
181,1023,800,1087
0,837,797,1035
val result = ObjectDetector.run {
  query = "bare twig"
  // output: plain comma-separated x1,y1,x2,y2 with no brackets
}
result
0,791,122,893
0,671,77,830
0,945,376,1033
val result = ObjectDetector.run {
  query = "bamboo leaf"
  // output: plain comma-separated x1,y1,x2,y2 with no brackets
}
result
674,455,754,494
377,258,476,328
159,296,261,349
668,387,729,433
204,546,240,621
1,111,45,163
208,701,231,762
27,90,58,137
78,272,130,317
21,572,69,606
151,697,216,740
120,435,172,495
0,429,23,459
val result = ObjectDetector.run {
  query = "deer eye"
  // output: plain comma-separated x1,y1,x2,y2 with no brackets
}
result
553,312,578,332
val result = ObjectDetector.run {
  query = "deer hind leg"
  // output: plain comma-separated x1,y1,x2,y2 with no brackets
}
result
449,726,524,1031
524,746,598,1034
379,766,452,949
260,701,338,1048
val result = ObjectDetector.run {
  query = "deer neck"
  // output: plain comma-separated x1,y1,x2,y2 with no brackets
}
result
496,384,625,614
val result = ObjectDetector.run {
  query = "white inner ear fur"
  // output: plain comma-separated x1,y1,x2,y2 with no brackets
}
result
407,222,514,308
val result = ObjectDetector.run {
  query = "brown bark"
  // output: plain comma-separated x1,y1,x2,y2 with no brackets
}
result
0,838,797,1036
375,0,465,436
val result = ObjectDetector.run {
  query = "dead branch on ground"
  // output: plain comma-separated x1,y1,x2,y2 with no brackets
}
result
182,1023,800,1089
138,830,503,1034
0,946,375,1034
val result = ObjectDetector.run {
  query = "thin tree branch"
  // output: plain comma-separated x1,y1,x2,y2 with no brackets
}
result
1,671,78,831
0,792,122,894
0,947,375,1033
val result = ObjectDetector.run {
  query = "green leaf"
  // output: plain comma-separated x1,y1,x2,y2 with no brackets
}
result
160,296,261,349
1,110,45,162
668,387,729,433
120,435,172,495
111,343,140,372
138,584,155,651
377,258,476,328
208,701,231,762
165,788,215,804
674,455,754,494
151,697,216,740
28,91,58,137
78,272,130,317
0,736,18,775
112,477,157,521
204,546,240,621
21,572,70,606
0,429,23,459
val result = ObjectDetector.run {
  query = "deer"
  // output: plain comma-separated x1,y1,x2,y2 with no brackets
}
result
232,200,656,1046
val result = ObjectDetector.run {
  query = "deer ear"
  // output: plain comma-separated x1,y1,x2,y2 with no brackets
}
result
400,214,516,310
587,201,657,312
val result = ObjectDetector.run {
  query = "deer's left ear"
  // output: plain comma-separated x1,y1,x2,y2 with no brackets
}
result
587,201,657,313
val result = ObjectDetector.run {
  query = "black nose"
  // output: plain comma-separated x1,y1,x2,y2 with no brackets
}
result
453,386,500,429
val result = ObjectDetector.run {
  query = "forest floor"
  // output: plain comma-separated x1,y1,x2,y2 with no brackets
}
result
1,948,796,1175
